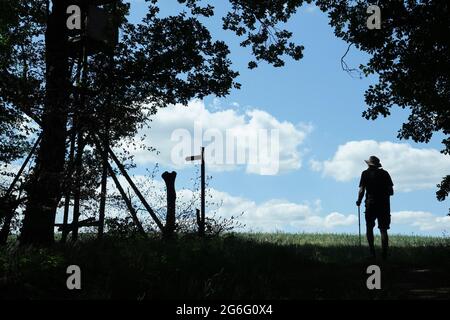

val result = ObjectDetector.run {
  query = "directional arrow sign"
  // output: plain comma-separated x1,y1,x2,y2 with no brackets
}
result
186,155,202,162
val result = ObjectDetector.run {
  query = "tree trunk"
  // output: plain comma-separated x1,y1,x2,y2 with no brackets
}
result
20,1,70,245
97,149,108,239
162,171,177,238
97,126,110,239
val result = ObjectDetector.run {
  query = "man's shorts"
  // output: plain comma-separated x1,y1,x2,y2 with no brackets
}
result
365,201,391,230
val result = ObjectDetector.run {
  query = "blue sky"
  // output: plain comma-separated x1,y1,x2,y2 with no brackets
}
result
113,1,450,235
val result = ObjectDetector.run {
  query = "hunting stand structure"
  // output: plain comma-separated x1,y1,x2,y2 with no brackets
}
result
0,1,208,242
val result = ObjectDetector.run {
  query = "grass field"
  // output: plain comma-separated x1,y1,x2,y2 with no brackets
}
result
0,233,449,300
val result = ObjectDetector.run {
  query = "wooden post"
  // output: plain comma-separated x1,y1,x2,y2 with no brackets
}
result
89,133,163,233
185,147,206,236
3,134,42,198
195,208,201,234
0,198,16,245
105,144,164,232
98,0,116,239
200,147,205,236
97,136,109,238
162,171,177,238
0,134,42,244
106,162,147,238
71,133,85,241
71,15,89,242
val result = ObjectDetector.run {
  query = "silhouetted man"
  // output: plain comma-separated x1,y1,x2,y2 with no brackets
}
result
356,156,394,260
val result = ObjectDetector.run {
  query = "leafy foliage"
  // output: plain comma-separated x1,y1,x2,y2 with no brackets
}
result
0,1,44,164
223,0,310,68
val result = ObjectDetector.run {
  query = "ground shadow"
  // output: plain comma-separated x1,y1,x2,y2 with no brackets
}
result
0,234,449,300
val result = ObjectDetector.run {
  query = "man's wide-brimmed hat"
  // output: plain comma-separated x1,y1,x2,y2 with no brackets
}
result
365,155,382,167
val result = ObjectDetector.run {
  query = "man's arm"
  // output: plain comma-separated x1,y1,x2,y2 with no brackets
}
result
356,171,365,206
356,186,365,207
387,172,394,196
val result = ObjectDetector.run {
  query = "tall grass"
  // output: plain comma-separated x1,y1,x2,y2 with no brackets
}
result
0,233,449,300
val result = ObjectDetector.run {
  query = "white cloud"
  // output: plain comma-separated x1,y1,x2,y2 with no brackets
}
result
311,140,450,192
214,191,450,233
210,190,357,232
123,100,311,175
208,190,449,234
391,211,450,232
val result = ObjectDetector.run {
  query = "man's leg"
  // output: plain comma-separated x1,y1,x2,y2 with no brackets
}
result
379,208,391,260
366,226,376,257
380,229,389,260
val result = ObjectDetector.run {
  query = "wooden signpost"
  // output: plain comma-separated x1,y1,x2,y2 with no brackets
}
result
186,147,206,236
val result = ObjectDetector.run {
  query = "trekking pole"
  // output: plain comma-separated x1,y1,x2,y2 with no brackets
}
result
358,205,362,247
